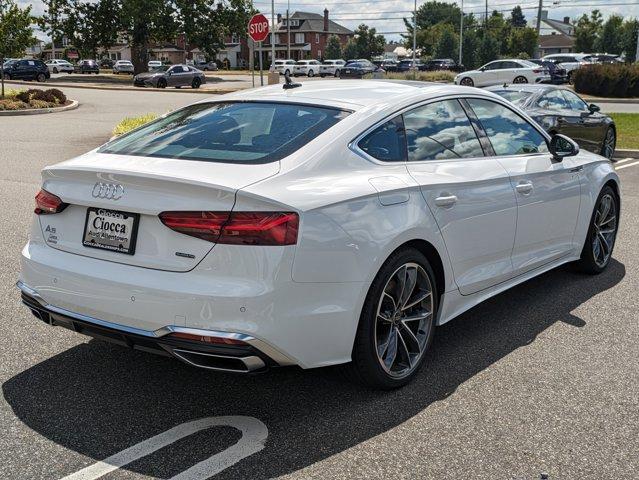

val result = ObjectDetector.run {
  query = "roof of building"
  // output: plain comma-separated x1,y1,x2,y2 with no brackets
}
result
275,11,353,35
539,34,575,49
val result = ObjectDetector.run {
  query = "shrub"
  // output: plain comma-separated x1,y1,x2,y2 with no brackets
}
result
46,88,67,104
0,99,28,110
3,88,26,99
16,88,42,103
113,113,158,136
31,90,58,103
573,63,639,98
384,70,456,83
29,99,56,109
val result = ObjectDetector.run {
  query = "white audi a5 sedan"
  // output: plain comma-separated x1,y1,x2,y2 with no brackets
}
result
455,59,551,87
18,80,620,389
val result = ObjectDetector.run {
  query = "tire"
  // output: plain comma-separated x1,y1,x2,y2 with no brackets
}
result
36,73,46,82
4,73,10,80
156,78,167,88
567,71,574,84
53,67,58,74
459,77,474,87
334,70,340,78
284,69,290,76
601,127,616,160
308,69,314,77
575,185,619,274
513,75,528,84
191,77,201,89
319,74,325,78
346,247,438,389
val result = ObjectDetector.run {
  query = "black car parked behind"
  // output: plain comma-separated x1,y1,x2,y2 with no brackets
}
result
487,84,616,159
2,59,50,82
340,60,381,79
74,60,100,74
528,59,568,84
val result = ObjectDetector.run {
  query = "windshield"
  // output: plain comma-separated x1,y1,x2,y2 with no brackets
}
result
492,90,533,106
153,65,170,72
3,60,17,67
99,102,350,164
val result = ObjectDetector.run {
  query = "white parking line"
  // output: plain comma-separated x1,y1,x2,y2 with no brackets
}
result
615,158,634,165
60,416,268,480
616,160,639,170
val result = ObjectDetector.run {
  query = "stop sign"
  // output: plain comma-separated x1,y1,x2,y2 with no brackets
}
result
248,14,270,43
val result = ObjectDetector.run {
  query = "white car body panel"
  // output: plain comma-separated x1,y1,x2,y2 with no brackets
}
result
272,60,296,75
19,80,620,369
293,60,321,76
46,60,74,73
455,59,551,87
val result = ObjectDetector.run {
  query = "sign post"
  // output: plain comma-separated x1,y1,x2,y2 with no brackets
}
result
248,14,270,87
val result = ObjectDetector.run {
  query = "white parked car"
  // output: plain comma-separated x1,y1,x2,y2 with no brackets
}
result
293,60,321,77
455,59,551,87
45,59,74,74
319,59,346,77
272,59,296,76
541,54,592,82
18,80,620,389
113,60,134,74
147,60,162,71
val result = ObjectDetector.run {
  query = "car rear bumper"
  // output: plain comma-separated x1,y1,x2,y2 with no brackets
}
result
18,281,280,373
19,239,367,369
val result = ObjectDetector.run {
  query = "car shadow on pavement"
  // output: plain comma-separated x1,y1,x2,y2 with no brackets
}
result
2,259,625,479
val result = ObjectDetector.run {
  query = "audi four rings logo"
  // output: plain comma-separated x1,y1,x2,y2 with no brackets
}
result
91,182,125,200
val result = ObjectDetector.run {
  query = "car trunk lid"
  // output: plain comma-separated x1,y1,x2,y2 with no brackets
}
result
38,152,279,272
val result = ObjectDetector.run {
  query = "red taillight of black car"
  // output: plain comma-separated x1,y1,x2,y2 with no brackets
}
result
34,189,67,215
159,211,299,246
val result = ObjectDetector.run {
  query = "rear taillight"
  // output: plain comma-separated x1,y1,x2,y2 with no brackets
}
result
159,211,299,246
533,68,545,73
34,188,67,215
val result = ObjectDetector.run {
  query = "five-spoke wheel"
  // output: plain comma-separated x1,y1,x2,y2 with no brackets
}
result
601,127,616,160
577,185,618,274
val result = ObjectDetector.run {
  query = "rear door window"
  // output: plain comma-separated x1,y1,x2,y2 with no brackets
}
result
403,99,484,161
100,102,350,164
537,90,570,110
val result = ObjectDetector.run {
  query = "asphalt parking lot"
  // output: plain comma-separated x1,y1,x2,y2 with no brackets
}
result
0,86,638,479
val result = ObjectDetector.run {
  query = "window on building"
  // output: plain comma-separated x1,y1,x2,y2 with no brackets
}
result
315,33,320,43
295,33,305,43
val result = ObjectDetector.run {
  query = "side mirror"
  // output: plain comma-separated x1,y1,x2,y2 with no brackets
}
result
588,103,600,114
549,134,579,161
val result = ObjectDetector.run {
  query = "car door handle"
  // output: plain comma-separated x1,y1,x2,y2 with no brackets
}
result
434,194,458,207
515,181,534,195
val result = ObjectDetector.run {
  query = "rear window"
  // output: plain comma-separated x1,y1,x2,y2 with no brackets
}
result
492,90,533,105
99,102,349,164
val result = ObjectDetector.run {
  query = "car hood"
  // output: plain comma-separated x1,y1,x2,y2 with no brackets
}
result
135,72,161,79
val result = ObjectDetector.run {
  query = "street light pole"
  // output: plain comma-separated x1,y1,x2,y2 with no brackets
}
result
412,0,417,74
459,0,464,65
287,0,290,59
535,0,543,58
270,0,275,68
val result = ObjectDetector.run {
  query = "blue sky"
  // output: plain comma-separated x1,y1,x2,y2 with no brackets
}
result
21,0,639,42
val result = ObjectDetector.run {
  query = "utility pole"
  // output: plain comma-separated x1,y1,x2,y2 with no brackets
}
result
412,0,417,74
635,25,639,62
535,0,543,58
485,0,488,29
459,0,464,65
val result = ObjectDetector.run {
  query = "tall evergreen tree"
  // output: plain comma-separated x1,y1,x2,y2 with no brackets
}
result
325,35,342,60
433,25,458,59
509,6,526,28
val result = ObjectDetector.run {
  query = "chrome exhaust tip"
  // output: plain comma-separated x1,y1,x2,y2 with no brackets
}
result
171,348,266,373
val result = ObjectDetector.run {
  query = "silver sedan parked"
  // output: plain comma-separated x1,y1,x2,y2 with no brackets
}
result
133,64,206,89
113,60,134,74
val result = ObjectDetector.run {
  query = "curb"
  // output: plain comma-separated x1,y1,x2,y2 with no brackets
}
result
3,79,240,95
581,96,639,104
0,99,79,116
614,149,639,159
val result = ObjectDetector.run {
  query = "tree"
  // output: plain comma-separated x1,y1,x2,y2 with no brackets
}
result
343,38,359,61
59,0,120,59
403,0,461,50
433,25,458,59
0,0,36,97
325,35,342,60
506,26,537,58
574,10,603,53
621,18,639,62
477,34,500,66
352,24,385,59
595,15,623,54
509,6,526,28
461,29,479,69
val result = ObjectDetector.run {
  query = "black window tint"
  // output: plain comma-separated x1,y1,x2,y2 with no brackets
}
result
358,117,406,162
100,102,349,164
467,98,548,156
561,90,589,112
537,90,569,110
403,99,484,161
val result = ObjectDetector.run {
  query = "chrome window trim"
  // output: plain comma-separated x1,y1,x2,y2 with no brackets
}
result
348,93,552,166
